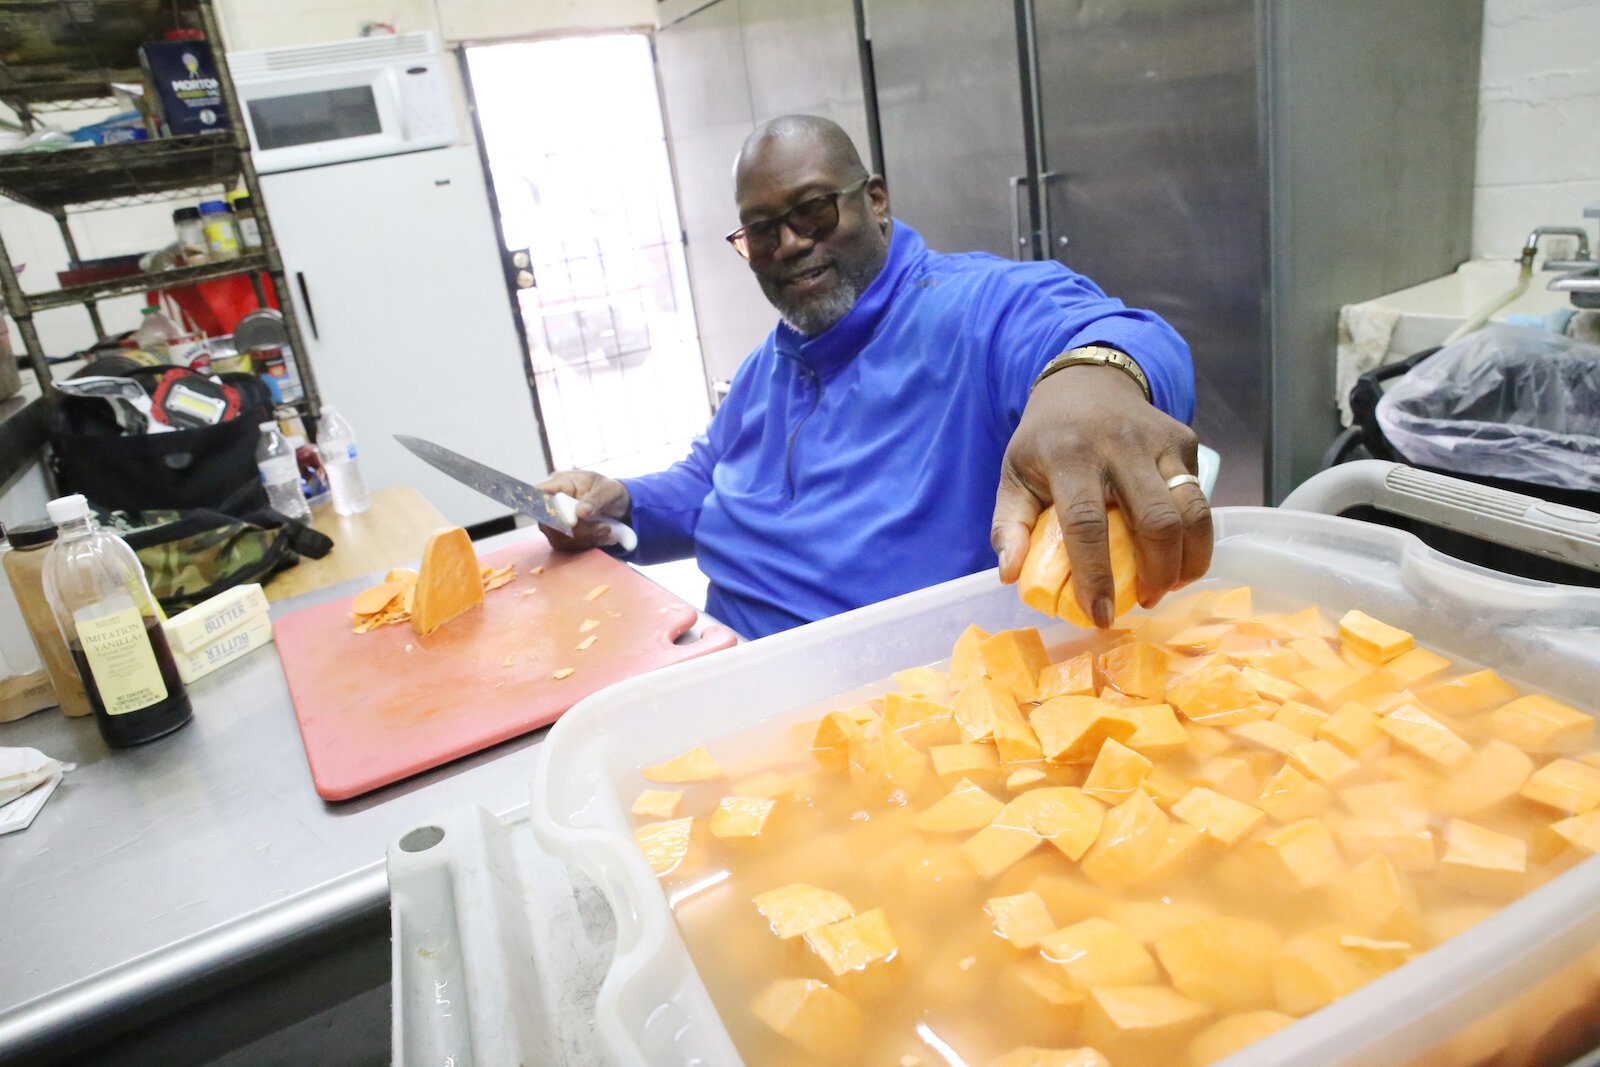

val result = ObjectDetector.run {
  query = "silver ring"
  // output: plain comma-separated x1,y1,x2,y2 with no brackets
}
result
1165,473,1202,491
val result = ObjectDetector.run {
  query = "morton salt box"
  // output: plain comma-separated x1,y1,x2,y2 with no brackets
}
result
140,39,230,136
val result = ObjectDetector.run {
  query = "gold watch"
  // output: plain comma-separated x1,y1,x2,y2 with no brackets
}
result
1031,345,1152,403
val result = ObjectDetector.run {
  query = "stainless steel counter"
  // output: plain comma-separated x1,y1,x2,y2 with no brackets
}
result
0,526,552,1064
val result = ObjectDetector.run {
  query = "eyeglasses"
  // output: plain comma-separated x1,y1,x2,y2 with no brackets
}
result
725,178,871,260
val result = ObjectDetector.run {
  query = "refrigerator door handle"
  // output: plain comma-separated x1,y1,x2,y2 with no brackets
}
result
1009,175,1031,260
1040,171,1067,256
295,271,320,341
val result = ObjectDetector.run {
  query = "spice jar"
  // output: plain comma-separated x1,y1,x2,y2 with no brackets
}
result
2,521,92,717
232,194,263,251
199,199,240,261
173,206,209,266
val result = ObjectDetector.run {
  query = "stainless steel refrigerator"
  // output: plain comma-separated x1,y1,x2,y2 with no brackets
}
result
657,0,1482,504
866,0,1481,504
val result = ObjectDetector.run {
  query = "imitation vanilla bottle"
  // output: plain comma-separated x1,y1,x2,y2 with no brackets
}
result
42,495,192,747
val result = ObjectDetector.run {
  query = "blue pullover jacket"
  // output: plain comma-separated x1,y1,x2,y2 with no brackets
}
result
620,222,1193,639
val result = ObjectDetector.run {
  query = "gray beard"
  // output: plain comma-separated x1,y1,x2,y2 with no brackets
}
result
764,254,885,336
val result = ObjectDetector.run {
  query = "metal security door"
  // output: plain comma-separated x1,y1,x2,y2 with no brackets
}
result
863,0,1033,260
1030,0,1267,505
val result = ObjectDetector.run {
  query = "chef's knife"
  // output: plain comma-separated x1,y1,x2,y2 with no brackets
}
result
394,434,637,552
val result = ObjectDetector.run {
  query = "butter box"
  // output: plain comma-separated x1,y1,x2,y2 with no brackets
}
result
170,614,275,684
164,584,268,655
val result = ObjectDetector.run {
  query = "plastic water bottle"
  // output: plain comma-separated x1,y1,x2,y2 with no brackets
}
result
256,421,311,521
317,406,371,516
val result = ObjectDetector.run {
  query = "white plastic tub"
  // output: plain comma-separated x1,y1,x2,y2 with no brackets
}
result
524,505,1600,1067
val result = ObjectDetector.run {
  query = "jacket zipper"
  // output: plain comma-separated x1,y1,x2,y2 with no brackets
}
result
785,364,822,500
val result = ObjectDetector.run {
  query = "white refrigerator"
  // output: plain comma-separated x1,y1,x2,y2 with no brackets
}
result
262,145,549,526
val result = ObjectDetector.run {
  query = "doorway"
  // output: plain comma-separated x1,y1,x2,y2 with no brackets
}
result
464,34,711,479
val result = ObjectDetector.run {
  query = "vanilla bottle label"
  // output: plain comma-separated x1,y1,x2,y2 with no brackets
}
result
75,606,168,715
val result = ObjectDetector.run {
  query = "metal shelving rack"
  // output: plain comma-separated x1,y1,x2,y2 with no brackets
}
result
0,0,321,413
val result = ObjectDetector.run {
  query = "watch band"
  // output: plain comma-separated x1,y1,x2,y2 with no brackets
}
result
1031,345,1152,403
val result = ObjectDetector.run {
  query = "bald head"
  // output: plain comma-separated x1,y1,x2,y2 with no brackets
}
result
735,115,867,187
730,114,891,336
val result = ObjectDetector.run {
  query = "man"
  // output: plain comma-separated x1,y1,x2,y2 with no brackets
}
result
541,115,1209,639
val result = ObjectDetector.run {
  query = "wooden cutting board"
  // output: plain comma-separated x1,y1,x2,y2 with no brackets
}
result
273,539,736,801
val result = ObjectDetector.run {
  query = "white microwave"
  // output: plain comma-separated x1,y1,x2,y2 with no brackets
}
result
228,32,456,174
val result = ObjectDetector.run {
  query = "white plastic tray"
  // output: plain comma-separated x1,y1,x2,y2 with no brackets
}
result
390,504,1600,1066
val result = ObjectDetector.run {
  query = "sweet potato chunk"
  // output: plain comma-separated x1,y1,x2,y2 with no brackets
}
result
410,526,485,636
643,745,725,783
1057,505,1139,628
1019,508,1071,615
980,628,1052,703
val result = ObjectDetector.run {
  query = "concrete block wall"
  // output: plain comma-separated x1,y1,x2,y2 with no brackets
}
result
1472,0,1600,258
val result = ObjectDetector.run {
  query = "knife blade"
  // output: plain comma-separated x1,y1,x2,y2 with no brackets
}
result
394,435,637,552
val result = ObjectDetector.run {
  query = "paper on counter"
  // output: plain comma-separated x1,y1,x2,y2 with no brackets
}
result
0,746,74,835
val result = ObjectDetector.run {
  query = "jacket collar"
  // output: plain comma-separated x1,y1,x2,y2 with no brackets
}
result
773,220,927,378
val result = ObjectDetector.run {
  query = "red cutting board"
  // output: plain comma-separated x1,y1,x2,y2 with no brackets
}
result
273,539,736,801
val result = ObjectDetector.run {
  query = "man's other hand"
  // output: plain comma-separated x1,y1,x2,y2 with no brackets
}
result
537,469,632,551
991,364,1213,628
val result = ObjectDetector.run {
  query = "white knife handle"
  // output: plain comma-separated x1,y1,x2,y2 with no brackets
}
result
550,492,639,553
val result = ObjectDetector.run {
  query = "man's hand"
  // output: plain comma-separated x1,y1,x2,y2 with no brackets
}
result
991,364,1212,628
537,469,632,551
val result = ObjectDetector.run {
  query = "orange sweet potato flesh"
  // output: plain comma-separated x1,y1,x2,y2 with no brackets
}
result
1058,505,1139,628
410,526,486,636
351,580,403,617
1018,508,1070,615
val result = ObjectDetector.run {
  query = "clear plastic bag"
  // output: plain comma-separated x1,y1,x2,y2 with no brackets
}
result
1375,324,1600,492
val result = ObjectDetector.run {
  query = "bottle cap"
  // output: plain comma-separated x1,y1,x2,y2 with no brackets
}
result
6,521,57,549
45,495,90,526
173,206,201,222
199,200,230,216
141,306,158,315
234,195,254,211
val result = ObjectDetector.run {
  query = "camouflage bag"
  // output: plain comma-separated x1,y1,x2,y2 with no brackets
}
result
116,507,334,613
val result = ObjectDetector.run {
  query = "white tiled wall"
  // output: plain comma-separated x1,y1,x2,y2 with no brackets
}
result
1472,0,1600,258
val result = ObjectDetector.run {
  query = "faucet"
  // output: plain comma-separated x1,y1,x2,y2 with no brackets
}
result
1520,225,1593,269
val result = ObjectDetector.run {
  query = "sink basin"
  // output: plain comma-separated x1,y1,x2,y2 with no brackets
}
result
1370,259,1573,358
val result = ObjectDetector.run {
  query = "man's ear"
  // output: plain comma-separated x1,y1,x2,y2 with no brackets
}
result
867,175,890,227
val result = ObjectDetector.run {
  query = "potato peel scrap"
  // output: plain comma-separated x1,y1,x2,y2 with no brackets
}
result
585,584,610,602
350,558,518,633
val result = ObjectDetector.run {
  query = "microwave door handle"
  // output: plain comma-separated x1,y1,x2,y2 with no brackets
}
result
378,66,405,139
295,271,320,340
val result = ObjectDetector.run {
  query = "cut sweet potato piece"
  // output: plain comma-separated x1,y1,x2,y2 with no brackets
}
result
1038,652,1097,700
643,745,724,783
950,623,992,687
980,628,1052,703
351,580,403,617
1099,641,1168,700
1019,508,1071,615
1057,506,1138,628
955,678,1022,743
410,526,485,636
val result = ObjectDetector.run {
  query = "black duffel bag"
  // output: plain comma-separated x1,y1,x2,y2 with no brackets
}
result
46,364,333,606
48,364,275,515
